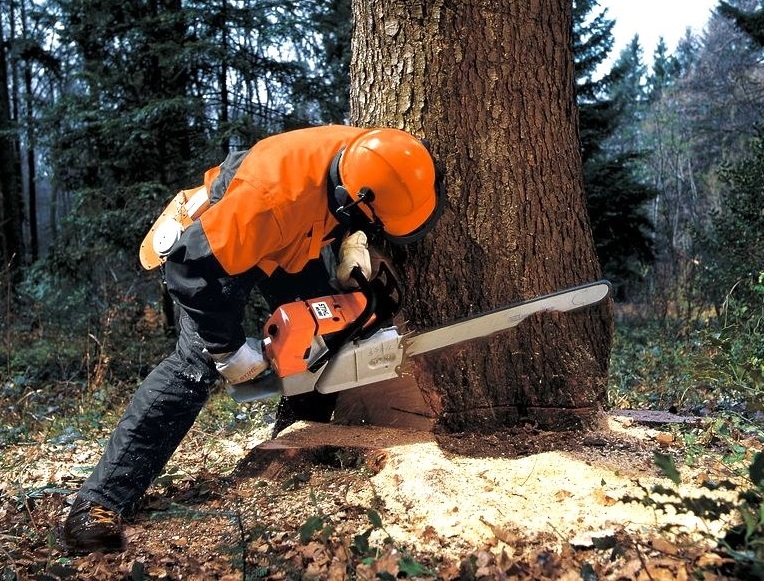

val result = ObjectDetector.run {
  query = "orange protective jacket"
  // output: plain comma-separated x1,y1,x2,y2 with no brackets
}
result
163,125,367,353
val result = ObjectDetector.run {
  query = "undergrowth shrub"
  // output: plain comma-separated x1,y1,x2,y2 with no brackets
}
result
609,273,764,418
611,275,764,576
1,254,275,449
1,261,175,446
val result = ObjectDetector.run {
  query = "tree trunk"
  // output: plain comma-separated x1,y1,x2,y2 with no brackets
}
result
23,55,38,262
344,0,613,432
0,8,23,270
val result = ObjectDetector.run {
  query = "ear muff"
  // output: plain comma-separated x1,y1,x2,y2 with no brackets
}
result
328,150,379,234
328,133,446,245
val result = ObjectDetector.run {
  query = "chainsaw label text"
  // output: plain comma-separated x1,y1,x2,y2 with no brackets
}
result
311,301,334,320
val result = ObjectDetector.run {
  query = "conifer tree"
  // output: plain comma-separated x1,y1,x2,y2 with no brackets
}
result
718,0,764,44
36,0,350,284
573,1,655,296
307,0,351,123
647,38,681,101
703,137,764,307
606,37,648,156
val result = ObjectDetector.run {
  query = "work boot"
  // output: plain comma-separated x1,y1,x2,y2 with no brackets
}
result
62,497,125,554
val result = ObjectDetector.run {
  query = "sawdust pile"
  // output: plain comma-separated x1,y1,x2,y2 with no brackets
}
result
271,417,737,558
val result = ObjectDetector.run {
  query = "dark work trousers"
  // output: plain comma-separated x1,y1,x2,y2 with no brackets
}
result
77,310,218,515
77,253,341,515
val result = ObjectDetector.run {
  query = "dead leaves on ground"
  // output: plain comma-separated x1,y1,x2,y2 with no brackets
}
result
1,424,749,580
1,474,742,581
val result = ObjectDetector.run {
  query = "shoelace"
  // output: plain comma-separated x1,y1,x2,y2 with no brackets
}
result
90,505,119,525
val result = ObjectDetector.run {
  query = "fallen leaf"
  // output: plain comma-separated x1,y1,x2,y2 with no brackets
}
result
651,537,679,555
656,432,675,447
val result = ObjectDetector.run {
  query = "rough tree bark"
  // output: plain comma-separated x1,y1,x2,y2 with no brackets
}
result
337,0,613,432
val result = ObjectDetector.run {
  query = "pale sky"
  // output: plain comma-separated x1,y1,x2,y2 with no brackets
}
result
597,0,720,58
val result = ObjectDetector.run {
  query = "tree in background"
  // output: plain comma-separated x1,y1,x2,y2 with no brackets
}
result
640,35,699,317
3,0,349,288
637,0,764,316
646,38,681,102
574,0,764,316
606,37,648,158
699,0,764,308
296,0,351,124
573,0,655,298
35,0,207,285
0,0,23,273
0,0,351,348
718,0,764,43
688,0,764,168
705,137,764,306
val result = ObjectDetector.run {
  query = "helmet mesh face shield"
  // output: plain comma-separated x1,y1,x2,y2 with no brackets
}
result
339,128,443,244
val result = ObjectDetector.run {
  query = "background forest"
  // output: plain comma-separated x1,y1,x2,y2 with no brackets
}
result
1,0,764,437
1,0,763,513
1,0,764,578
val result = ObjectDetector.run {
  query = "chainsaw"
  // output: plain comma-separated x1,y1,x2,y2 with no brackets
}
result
228,264,611,402
136,187,608,401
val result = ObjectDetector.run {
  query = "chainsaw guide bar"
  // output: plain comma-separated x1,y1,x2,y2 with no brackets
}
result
403,280,612,357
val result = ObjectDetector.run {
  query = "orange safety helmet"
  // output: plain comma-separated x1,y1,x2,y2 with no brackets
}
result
336,128,444,244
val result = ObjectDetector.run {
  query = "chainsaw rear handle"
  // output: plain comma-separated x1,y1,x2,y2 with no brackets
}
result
307,266,377,372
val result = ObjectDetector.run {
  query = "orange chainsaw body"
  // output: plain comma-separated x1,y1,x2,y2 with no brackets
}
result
263,291,370,377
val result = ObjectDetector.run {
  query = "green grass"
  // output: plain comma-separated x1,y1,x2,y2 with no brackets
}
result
608,318,764,418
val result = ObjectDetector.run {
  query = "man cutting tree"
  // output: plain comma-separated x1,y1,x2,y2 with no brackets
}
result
62,125,445,554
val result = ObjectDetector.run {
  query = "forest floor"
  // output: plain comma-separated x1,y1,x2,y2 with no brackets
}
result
1,408,756,580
